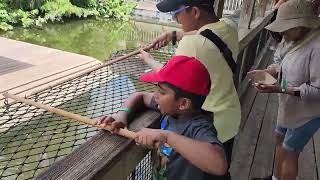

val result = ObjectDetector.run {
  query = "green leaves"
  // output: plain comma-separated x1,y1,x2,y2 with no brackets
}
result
40,0,98,21
71,0,97,8
0,22,13,31
0,0,136,32
97,0,136,20
8,0,48,11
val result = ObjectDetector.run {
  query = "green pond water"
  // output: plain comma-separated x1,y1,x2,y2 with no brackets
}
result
0,19,176,179
0,19,177,62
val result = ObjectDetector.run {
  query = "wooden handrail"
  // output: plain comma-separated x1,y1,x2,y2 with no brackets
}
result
35,110,161,180
239,11,274,51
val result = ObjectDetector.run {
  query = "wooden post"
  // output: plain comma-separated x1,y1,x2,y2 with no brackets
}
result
266,0,276,12
257,0,268,17
257,29,268,53
238,48,249,82
239,0,256,29
214,0,226,18
236,49,245,84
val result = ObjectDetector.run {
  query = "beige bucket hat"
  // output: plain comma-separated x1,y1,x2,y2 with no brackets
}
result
265,0,320,32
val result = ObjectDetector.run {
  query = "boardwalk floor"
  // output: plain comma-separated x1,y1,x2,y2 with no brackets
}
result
230,52,320,180
0,37,101,105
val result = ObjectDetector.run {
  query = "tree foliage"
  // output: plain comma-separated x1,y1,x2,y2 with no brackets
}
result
0,0,136,31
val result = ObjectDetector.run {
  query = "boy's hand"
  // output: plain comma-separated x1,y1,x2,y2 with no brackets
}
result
97,114,127,133
135,128,168,149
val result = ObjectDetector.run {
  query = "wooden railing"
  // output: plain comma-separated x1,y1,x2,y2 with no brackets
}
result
236,0,274,96
36,110,161,180
223,0,243,14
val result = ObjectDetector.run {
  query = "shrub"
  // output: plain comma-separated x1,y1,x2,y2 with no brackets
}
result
0,0,136,31
8,0,48,11
71,0,97,8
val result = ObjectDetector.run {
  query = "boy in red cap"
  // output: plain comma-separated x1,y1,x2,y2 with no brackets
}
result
98,55,227,180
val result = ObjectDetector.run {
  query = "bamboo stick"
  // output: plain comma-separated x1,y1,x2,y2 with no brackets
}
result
2,92,137,140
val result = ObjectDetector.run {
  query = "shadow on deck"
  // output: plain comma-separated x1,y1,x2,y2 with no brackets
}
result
230,50,320,180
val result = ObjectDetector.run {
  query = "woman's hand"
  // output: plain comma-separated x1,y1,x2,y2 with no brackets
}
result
254,84,281,93
247,69,267,82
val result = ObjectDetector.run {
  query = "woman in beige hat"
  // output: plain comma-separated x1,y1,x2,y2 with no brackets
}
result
248,0,320,180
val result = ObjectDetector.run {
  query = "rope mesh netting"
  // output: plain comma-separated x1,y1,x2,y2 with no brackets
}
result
127,152,153,180
0,49,174,180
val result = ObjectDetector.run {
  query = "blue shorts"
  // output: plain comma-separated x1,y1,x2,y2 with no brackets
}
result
275,117,320,152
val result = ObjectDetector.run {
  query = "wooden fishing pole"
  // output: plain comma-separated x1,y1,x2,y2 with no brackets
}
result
3,92,137,140
107,44,155,64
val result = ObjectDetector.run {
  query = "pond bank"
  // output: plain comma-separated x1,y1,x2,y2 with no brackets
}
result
0,37,101,105
0,19,178,61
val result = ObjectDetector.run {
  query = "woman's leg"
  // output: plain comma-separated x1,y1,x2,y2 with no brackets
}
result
281,150,299,180
279,117,320,180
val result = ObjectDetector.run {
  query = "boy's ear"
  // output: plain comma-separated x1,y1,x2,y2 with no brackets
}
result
178,98,193,111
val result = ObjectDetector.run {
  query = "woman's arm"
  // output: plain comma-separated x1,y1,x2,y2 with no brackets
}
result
298,49,320,100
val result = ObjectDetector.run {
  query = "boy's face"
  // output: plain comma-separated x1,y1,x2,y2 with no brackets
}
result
154,83,181,116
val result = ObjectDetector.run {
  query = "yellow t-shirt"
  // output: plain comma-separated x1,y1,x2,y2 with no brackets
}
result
175,18,241,142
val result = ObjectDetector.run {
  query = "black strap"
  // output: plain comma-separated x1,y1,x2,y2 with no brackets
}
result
172,31,177,46
200,29,237,73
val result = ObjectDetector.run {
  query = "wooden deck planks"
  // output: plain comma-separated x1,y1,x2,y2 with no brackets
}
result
249,93,277,179
0,37,101,106
238,84,258,130
231,92,269,180
233,86,320,180
0,56,33,76
313,131,320,179
297,138,318,180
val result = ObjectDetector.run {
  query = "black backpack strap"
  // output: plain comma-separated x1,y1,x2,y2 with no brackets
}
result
200,29,237,73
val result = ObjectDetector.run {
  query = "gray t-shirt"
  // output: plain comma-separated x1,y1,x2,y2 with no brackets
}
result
150,97,223,180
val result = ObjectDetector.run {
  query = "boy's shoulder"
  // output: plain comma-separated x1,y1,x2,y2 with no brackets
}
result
184,111,216,133
170,111,221,146
186,111,214,128
168,111,214,129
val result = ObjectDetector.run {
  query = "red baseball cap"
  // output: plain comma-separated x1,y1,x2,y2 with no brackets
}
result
140,56,211,96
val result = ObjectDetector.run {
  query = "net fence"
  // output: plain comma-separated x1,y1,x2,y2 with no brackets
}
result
0,48,174,180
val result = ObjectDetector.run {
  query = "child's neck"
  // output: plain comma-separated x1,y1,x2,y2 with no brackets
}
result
176,109,203,119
